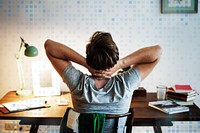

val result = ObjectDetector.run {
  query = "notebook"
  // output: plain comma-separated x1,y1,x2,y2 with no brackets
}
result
0,98,50,114
148,100,189,114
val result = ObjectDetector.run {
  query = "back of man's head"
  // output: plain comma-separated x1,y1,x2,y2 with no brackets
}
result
86,31,119,70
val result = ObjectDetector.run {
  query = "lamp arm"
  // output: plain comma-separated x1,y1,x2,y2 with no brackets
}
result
16,37,26,90
16,58,25,90
16,37,25,59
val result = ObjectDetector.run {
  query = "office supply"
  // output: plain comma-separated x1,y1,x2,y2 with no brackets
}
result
166,87,198,101
168,99,194,106
174,84,193,93
1,91,200,133
15,37,38,96
57,97,69,106
148,100,189,114
133,87,146,97
156,85,167,100
167,92,197,101
167,87,197,96
0,98,50,114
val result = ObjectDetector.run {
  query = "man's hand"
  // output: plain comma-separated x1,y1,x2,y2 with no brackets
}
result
88,68,112,78
87,63,120,78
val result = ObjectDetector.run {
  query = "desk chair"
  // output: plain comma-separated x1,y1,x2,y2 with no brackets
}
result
106,108,134,133
60,107,134,133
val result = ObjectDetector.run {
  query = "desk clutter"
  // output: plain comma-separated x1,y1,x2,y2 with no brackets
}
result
0,96,69,114
148,100,189,114
148,84,198,115
0,98,50,114
166,84,199,105
47,96,69,106
133,87,146,97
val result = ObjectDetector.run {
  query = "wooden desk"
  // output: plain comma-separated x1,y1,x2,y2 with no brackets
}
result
0,91,200,133
131,93,200,133
0,91,73,132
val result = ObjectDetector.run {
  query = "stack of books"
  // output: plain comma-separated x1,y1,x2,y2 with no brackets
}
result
166,85,198,105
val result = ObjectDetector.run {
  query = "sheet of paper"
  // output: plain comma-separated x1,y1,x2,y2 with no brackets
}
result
20,98,46,108
66,109,80,132
2,98,48,112
3,101,28,112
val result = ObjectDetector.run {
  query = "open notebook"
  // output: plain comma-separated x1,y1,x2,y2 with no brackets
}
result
148,100,189,114
0,98,50,114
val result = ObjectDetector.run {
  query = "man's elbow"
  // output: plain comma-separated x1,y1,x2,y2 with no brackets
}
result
155,45,162,59
44,39,52,50
44,39,55,58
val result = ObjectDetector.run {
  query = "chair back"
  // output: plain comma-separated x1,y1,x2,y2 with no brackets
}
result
60,107,134,133
106,108,134,133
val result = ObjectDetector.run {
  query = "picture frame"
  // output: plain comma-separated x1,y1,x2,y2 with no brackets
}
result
161,0,198,13
32,60,61,96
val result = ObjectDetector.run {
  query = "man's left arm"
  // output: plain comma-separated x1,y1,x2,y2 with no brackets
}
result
44,39,88,76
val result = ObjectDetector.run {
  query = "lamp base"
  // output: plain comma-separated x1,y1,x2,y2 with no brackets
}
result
16,89,33,96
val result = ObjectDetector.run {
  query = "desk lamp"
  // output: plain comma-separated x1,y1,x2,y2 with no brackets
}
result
16,37,38,96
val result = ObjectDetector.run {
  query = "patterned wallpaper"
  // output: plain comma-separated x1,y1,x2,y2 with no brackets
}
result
0,0,200,132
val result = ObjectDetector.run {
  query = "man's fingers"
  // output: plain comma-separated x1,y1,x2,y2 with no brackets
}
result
93,72,112,78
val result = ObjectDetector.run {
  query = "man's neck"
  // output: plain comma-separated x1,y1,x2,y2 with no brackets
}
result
92,76,109,89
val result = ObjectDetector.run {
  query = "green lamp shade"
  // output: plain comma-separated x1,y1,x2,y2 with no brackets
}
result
24,46,38,57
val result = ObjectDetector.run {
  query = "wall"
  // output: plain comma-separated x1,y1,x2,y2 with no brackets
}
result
0,0,200,132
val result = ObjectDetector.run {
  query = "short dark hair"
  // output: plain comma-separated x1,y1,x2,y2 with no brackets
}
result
86,31,119,70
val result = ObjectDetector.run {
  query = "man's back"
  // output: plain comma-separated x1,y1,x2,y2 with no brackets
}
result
62,64,140,114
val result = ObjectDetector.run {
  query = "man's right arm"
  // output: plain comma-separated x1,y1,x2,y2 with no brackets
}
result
118,45,162,81
94,45,162,80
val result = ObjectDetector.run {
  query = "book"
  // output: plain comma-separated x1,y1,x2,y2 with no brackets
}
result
168,98,194,106
174,85,193,93
167,91,197,98
167,93,196,101
167,87,197,96
148,100,189,114
0,98,50,114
